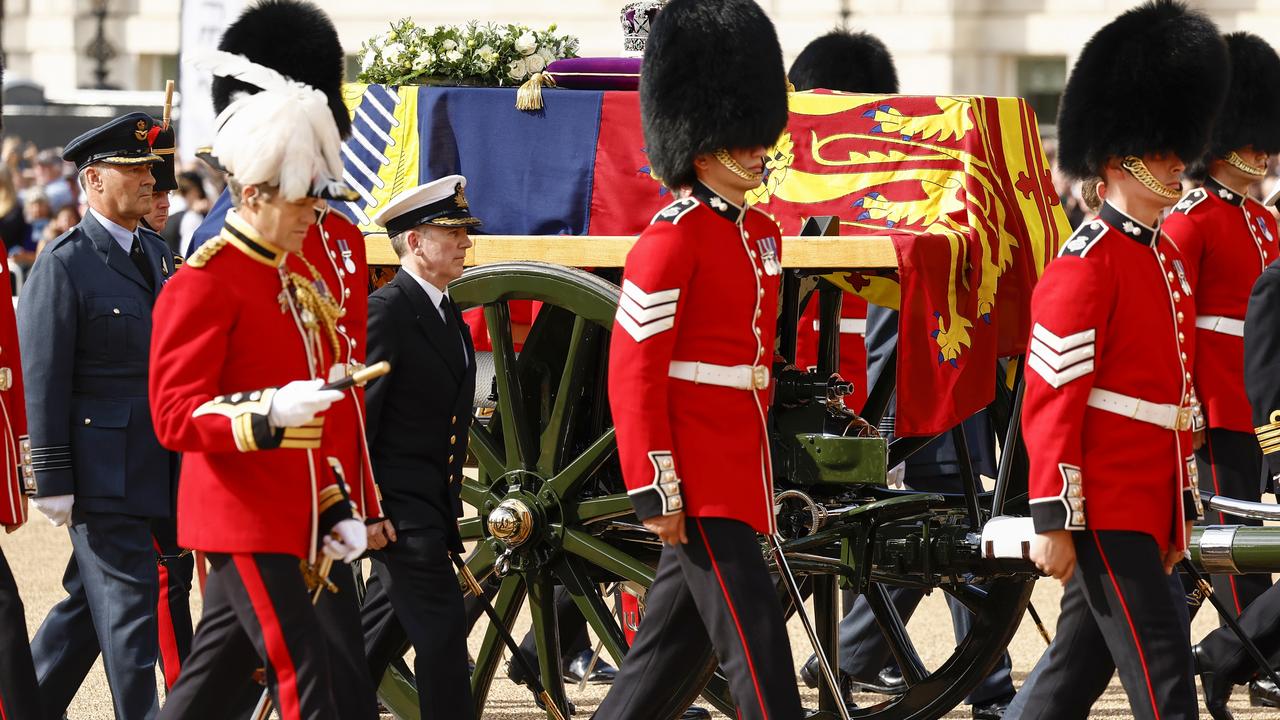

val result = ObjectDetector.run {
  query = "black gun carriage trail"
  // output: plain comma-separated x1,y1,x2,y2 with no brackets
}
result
345,221,1280,720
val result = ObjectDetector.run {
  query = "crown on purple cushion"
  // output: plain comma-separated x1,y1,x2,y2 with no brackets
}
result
620,0,667,54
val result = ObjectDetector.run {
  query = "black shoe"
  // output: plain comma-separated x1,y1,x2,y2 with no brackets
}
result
849,666,907,695
1194,643,1235,720
797,655,859,709
680,708,712,720
506,656,533,686
533,693,576,716
1250,675,1280,708
972,693,1014,720
564,649,617,684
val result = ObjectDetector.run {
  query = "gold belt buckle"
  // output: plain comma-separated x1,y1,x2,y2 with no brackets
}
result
751,365,769,390
1176,407,1193,431
0,367,12,392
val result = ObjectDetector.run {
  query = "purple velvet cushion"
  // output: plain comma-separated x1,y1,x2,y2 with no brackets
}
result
546,57,642,91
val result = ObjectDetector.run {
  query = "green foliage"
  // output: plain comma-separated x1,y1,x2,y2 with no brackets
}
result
357,19,580,86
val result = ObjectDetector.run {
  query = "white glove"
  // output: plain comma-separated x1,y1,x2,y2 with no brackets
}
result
268,379,343,428
322,518,367,563
32,494,74,527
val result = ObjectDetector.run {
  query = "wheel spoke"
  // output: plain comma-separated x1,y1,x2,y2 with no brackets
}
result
538,316,593,478
470,573,527,717
485,302,536,470
558,556,630,667
457,517,485,542
460,542,497,587
549,429,617,502
527,570,570,718
569,493,634,525
864,583,928,686
942,583,988,616
563,528,656,586
469,424,506,481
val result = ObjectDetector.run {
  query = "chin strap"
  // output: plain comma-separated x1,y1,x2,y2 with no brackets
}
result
1122,156,1181,200
1225,151,1268,178
714,148,763,182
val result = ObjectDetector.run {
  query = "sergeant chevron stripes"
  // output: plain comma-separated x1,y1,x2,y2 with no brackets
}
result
1027,323,1095,388
615,280,680,342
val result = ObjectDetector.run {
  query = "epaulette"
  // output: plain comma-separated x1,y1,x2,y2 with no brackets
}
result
1059,218,1107,258
650,197,699,225
185,235,228,269
1170,188,1208,216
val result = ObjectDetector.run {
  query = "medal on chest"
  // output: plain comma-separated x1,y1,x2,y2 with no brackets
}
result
756,236,781,276
1171,259,1192,297
337,237,357,275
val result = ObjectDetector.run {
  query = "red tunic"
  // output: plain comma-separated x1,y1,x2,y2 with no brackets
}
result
608,182,782,535
292,207,381,519
150,210,352,558
0,248,30,527
1023,203,1201,553
795,294,868,410
1161,177,1279,432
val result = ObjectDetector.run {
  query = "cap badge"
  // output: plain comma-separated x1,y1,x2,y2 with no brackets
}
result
453,183,469,209
134,120,149,141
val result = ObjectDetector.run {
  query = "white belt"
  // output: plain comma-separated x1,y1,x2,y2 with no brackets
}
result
1087,388,1193,431
1195,315,1245,337
668,361,770,390
812,319,868,335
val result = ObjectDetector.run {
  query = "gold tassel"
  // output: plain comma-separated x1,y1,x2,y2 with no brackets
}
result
516,71,556,111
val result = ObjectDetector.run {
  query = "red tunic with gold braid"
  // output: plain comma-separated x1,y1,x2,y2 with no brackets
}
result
150,210,355,559
608,181,782,535
0,247,30,527
1161,176,1279,433
292,206,382,520
1023,203,1202,553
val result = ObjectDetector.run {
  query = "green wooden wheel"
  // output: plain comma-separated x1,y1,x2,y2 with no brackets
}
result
368,262,1035,720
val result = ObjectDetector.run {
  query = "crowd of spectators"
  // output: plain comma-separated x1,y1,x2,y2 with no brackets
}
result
0,136,223,285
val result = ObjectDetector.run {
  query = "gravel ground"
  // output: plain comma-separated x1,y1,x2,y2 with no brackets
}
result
5,518,1276,719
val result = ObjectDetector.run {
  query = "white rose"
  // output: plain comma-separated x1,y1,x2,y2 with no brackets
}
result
413,51,434,70
525,52,546,73
516,31,537,55
360,51,377,73
508,57,529,80
384,42,405,59
538,46,556,65
442,39,458,51
445,49,464,64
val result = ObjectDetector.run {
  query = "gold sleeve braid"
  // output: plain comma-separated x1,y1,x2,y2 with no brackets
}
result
1257,410,1280,457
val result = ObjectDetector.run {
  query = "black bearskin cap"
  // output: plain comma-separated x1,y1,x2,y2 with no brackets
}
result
1056,0,1227,180
1210,32,1280,157
213,0,351,138
789,30,899,94
640,0,789,189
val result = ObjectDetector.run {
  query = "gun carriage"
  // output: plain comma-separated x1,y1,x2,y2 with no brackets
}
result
341,84,1280,720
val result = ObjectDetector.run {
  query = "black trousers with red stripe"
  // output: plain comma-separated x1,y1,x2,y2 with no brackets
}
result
1198,576,1280,683
152,517,194,690
1006,531,1197,720
1196,428,1272,616
157,553,336,720
592,517,801,720
0,545,41,719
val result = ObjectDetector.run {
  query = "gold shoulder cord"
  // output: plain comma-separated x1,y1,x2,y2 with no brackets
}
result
285,255,345,360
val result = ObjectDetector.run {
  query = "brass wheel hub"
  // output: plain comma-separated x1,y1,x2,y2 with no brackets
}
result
487,498,535,547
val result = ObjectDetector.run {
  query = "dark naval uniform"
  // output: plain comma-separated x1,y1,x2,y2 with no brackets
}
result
150,210,360,720
0,243,40,720
21,113,179,720
1011,204,1203,720
1163,176,1278,615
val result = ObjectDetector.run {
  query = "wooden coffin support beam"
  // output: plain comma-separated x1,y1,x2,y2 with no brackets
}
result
363,215,901,270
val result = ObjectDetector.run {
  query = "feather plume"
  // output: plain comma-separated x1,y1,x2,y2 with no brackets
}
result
188,49,299,94
211,84,343,201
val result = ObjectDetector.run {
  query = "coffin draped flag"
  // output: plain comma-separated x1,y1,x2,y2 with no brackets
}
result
338,85,1069,437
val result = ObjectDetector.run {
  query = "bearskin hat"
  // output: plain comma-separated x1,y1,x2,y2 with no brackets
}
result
789,30,899,94
1209,32,1280,157
212,0,351,138
1056,0,1227,180
640,0,789,189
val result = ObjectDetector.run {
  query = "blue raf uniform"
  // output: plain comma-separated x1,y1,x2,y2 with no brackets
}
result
21,112,180,720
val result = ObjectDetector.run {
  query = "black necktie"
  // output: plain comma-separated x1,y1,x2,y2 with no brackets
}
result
130,235,154,291
440,296,466,366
